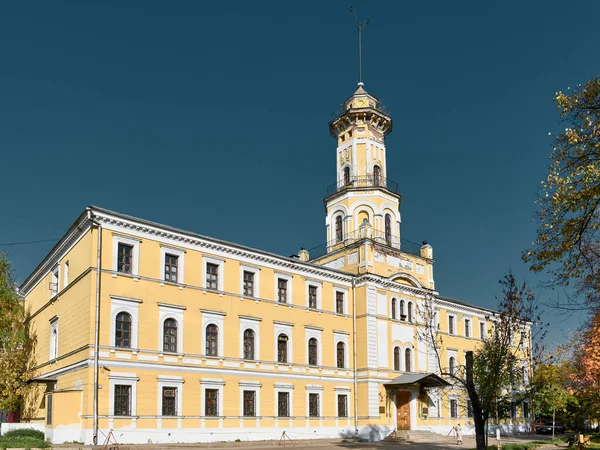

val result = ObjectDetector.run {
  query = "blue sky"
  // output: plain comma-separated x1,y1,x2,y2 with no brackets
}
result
1,1,599,345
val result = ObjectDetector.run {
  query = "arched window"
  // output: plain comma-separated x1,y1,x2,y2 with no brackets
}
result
385,214,392,246
337,342,345,368
343,166,350,185
243,329,255,360
393,347,400,371
400,300,405,319
405,348,412,372
115,312,132,348
163,319,177,353
277,334,288,363
408,302,413,322
373,165,381,186
206,324,218,356
308,338,318,366
335,215,343,243
449,356,456,376
391,298,397,320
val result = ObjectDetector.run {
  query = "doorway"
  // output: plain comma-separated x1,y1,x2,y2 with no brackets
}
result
396,391,411,430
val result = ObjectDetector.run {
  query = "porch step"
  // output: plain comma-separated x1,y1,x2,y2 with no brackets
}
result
385,429,457,444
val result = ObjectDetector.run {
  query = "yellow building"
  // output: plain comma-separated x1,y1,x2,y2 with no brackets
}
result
19,82,531,444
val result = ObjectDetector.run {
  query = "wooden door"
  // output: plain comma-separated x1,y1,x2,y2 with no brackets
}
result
396,391,411,430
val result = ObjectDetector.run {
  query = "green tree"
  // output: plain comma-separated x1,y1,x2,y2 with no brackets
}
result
0,251,35,413
418,272,543,450
524,76,600,306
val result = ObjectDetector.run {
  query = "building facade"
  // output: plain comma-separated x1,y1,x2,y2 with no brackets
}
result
19,83,531,444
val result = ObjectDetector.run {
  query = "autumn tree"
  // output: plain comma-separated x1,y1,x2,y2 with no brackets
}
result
524,76,600,307
418,271,544,450
0,251,36,413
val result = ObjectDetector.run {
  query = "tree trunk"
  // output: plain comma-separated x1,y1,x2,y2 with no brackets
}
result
552,407,556,441
466,351,487,450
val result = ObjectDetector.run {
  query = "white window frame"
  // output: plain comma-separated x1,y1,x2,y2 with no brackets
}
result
239,380,261,418
240,265,260,299
110,295,141,349
160,246,185,284
50,265,59,297
109,372,139,416
274,383,294,418
305,327,323,366
63,261,69,289
158,376,183,417
239,316,261,361
306,384,323,418
200,378,225,417
448,314,455,335
112,234,140,276
333,331,349,369
275,273,292,304
201,310,226,357
305,280,322,310
480,321,487,340
335,388,351,418
334,287,349,315
158,303,185,354
49,317,59,360
203,256,225,291
274,321,293,364
464,317,471,338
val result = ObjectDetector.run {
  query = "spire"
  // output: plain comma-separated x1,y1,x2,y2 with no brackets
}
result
349,6,369,88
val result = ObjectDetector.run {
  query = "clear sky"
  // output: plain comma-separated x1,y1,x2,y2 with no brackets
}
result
1,1,599,345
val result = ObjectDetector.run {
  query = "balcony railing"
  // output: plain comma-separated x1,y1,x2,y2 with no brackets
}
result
308,229,423,261
327,175,399,196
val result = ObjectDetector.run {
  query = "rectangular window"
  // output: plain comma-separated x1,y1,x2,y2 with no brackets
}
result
467,399,473,418
117,243,133,274
448,316,455,335
510,400,517,419
277,278,287,303
465,319,471,338
336,291,344,314
338,394,348,418
63,261,69,289
164,254,178,283
46,394,53,425
50,320,59,360
278,392,289,417
50,266,59,296
309,393,320,417
450,399,458,418
480,322,485,339
205,389,219,417
162,387,177,416
243,390,256,417
206,263,219,290
243,271,254,297
308,285,317,309
114,385,132,416
523,402,529,419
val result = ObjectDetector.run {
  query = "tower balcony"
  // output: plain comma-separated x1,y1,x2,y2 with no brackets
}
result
326,175,399,196
307,229,422,261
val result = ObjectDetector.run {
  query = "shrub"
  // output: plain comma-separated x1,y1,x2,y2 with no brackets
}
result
0,436,49,449
2,428,45,440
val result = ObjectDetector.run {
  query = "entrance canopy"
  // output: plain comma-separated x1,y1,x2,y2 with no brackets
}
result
384,373,450,389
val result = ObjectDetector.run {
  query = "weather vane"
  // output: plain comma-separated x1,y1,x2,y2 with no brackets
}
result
349,6,369,86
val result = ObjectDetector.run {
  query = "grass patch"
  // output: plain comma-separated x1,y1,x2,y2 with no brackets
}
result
0,428,48,449
0,436,49,449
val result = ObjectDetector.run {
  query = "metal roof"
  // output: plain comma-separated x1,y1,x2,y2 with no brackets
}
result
384,373,450,388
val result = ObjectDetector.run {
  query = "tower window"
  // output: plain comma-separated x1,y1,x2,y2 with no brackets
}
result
405,348,412,372
335,215,343,243
385,214,392,246
391,298,397,319
400,300,406,320
343,167,350,185
393,347,400,371
373,165,381,186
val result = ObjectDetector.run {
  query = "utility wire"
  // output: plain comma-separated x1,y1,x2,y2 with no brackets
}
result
0,238,59,247
0,212,63,229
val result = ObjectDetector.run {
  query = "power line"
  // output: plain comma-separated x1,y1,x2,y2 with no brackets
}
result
0,238,59,247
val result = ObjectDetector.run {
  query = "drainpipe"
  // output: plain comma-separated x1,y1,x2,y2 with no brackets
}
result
91,216,102,445
352,278,358,435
